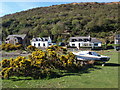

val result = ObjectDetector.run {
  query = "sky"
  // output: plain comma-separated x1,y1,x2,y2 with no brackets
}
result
0,0,119,17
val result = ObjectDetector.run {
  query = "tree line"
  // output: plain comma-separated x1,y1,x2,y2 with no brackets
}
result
1,2,120,43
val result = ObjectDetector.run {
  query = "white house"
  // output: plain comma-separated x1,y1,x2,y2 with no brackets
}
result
31,37,55,48
69,36,102,49
114,34,120,50
0,40,2,45
114,34,120,44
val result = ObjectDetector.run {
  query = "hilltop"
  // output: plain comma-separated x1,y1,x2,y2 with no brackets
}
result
1,2,120,43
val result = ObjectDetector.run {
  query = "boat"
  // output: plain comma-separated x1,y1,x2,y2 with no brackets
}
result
72,51,110,63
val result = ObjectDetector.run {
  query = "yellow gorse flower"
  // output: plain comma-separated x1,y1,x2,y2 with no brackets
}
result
1,45,78,79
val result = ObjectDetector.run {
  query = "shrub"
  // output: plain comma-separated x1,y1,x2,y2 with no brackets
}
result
47,45,67,54
26,45,38,52
1,45,86,79
0,43,23,51
1,59,10,68
15,44,23,50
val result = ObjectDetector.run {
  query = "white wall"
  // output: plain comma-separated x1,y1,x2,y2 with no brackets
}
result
31,41,49,48
115,39,120,44
91,42,102,47
97,43,101,47
69,42,91,48
69,42,102,48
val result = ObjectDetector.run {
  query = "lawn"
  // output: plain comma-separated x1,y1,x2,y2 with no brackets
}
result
1,50,119,88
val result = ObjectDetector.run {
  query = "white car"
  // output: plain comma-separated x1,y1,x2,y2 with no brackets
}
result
72,51,110,63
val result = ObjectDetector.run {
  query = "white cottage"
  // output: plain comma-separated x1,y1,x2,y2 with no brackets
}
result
31,37,55,48
69,36,102,49
0,40,2,45
114,34,120,44
114,34,120,50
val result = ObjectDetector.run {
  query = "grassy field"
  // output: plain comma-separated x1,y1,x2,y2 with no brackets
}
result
1,50,119,88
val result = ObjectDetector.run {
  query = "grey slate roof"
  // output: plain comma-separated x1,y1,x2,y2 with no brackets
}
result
91,38,101,43
70,36,90,39
31,37,50,42
70,36,101,43
6,34,26,39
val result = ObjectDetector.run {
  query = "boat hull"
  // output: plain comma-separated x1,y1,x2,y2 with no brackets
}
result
76,55,110,62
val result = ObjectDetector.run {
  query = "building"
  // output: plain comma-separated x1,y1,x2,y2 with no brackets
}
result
0,38,2,45
31,37,55,48
69,36,102,49
114,34,120,44
0,40,2,45
5,34,29,46
114,34,120,50
91,38,102,48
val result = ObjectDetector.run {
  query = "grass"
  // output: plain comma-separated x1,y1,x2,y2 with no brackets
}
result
1,50,119,88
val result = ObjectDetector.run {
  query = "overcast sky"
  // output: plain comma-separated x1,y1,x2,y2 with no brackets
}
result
0,0,119,17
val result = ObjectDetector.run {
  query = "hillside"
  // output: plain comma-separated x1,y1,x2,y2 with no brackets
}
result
1,2,120,42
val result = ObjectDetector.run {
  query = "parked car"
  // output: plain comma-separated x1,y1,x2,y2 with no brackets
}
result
115,46,120,51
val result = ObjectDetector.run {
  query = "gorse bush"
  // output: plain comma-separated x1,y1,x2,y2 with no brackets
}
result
0,43,23,51
47,45,67,54
26,45,39,52
0,45,84,79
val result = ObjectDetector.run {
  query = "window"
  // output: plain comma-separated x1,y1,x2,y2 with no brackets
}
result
38,43,40,46
89,44,92,46
94,43,98,46
83,39,89,42
83,43,89,46
71,39,77,42
34,43,36,46
79,39,83,41
45,39,48,41
72,44,75,46
36,39,38,41
43,43,45,46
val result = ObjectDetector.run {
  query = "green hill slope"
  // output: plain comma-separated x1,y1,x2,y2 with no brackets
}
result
1,2,120,42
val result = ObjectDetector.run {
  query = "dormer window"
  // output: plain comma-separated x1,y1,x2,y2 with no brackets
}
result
36,39,38,41
45,39,48,41
79,39,83,41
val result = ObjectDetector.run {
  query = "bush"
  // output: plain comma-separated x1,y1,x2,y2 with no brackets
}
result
47,45,67,54
0,43,23,51
0,45,86,79
26,45,38,52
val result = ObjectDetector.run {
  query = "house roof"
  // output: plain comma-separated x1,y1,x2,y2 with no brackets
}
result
6,34,26,39
31,37,51,42
91,38,101,43
70,36,90,39
69,36,101,43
